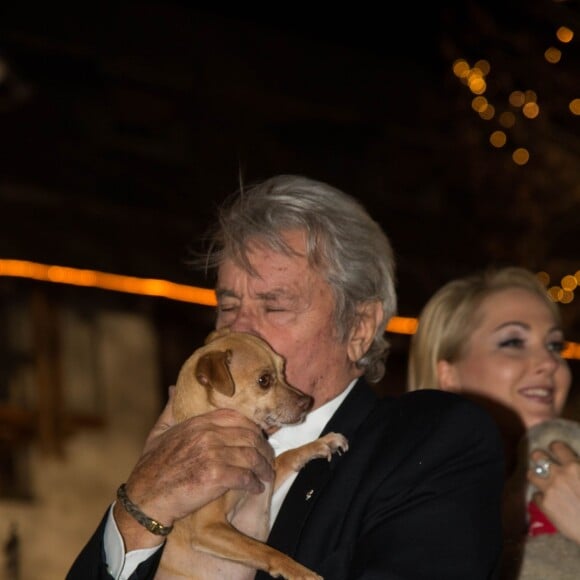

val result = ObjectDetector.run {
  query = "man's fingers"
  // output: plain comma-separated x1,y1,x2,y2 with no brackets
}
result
216,441,275,484
216,464,268,495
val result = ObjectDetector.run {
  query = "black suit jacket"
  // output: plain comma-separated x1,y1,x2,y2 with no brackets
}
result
67,380,504,579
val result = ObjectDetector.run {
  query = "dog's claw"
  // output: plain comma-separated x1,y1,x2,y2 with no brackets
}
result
318,432,349,462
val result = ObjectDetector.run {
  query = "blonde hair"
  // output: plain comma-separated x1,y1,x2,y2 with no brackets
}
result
407,267,562,391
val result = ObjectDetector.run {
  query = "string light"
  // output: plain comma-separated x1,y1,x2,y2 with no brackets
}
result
451,7,577,167
0,259,577,358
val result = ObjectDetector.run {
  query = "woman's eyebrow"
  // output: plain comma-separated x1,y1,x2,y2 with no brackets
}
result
493,320,563,334
493,321,529,331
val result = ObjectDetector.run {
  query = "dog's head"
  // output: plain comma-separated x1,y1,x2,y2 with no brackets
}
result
173,328,313,432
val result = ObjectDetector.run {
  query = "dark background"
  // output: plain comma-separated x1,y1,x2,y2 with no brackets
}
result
1,0,580,394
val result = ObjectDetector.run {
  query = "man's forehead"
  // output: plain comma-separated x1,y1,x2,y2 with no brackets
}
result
216,283,300,300
246,229,308,253
217,251,311,283
215,261,324,304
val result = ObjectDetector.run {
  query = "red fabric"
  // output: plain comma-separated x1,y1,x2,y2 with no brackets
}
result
527,501,558,536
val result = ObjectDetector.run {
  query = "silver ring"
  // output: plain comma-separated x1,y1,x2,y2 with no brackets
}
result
533,458,552,479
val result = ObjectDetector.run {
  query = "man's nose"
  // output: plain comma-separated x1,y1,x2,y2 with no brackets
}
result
227,306,256,333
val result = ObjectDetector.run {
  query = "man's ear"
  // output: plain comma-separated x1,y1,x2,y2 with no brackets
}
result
347,300,384,363
436,360,462,393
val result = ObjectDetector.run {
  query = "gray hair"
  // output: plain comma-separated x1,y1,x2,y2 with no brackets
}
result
198,174,397,383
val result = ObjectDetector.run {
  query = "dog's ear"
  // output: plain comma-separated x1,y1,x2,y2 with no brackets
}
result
195,349,235,396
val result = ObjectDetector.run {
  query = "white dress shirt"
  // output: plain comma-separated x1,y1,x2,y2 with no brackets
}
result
104,380,356,579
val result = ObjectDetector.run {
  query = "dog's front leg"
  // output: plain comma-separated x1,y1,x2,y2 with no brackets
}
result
189,519,324,580
227,481,272,542
274,432,348,489
158,486,272,580
170,497,323,580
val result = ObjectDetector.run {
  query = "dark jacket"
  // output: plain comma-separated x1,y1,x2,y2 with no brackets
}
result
67,380,504,579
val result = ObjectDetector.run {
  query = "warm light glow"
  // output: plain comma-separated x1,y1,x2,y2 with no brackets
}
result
479,104,495,120
536,271,550,287
509,91,526,107
522,102,540,119
544,46,562,63
472,96,488,113
386,317,418,335
569,99,580,115
452,59,470,79
561,274,578,291
473,59,490,76
563,342,580,360
548,286,563,301
0,259,217,306
512,148,530,165
499,111,516,128
468,75,486,95
524,90,537,103
556,26,574,43
489,130,507,147
560,290,575,304
2,259,578,357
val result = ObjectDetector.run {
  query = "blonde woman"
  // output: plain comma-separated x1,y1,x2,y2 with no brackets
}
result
407,266,580,576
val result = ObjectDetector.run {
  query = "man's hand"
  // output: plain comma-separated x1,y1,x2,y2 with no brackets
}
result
114,386,275,550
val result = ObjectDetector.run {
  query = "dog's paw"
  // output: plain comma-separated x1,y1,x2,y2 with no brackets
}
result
275,433,349,478
316,432,349,461
268,555,323,580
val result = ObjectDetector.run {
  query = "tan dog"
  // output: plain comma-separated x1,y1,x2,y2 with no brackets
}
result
514,419,580,580
157,328,348,580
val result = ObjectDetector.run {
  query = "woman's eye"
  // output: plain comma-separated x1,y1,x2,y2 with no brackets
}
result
257,373,273,389
499,337,525,348
548,341,566,354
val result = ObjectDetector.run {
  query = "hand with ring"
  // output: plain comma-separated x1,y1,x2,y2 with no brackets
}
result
532,457,552,479
528,442,580,545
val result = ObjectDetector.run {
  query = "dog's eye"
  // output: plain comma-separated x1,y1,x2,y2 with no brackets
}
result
257,373,273,389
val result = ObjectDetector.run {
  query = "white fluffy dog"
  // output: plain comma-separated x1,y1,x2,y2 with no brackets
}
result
515,418,580,580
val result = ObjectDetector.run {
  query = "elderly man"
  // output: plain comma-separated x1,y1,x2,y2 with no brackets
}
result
68,175,504,579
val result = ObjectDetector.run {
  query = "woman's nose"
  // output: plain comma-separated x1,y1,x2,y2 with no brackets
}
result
535,347,561,373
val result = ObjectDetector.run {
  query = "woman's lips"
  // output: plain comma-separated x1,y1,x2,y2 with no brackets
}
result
519,386,554,403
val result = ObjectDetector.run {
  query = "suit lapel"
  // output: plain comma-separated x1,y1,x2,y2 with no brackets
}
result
264,379,378,558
